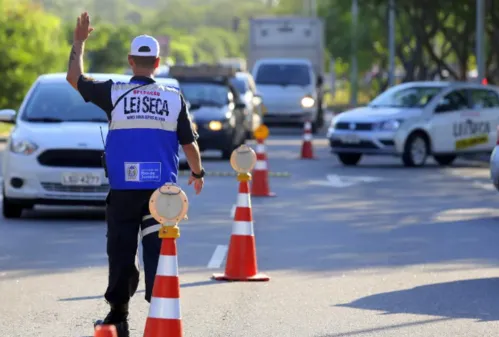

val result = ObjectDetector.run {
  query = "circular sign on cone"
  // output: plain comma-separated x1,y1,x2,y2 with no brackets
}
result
230,144,257,174
253,124,269,140
149,183,189,225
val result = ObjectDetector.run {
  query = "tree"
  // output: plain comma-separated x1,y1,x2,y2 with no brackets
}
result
0,0,69,109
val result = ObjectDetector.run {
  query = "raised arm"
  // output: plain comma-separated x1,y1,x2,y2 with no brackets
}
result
66,12,94,90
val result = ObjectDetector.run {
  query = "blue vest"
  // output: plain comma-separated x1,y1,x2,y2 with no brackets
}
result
105,81,183,190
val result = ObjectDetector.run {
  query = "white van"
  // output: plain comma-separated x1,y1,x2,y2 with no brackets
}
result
252,58,323,132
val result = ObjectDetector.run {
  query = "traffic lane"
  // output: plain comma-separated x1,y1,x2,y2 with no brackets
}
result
185,141,499,336
0,173,246,337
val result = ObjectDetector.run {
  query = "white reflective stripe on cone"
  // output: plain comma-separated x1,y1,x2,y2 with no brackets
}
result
237,193,251,208
232,221,254,236
156,255,179,276
256,144,265,153
148,297,181,319
304,122,311,130
141,224,161,239
304,134,313,141
254,160,267,170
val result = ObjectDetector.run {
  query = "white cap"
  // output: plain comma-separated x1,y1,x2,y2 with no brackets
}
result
129,35,160,57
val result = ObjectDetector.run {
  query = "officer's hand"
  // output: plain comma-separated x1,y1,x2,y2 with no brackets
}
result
188,176,204,195
74,12,94,42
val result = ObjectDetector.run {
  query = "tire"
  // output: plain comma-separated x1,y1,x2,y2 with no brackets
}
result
434,154,456,166
402,132,429,167
338,153,362,166
2,196,24,219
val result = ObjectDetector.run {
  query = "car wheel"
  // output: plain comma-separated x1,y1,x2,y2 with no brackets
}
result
434,154,456,166
402,132,429,167
2,197,24,219
338,153,362,166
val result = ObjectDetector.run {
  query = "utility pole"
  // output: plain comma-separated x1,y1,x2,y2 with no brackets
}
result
476,0,485,83
350,0,358,106
388,0,396,87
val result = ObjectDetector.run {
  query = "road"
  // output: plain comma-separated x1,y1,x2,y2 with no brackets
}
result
1,129,499,337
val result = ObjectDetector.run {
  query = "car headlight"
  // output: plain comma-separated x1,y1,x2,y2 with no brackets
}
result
208,121,223,131
375,120,401,131
301,96,315,108
10,139,38,155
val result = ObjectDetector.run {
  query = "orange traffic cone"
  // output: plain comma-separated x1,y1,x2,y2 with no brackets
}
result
94,325,117,337
251,138,276,197
143,238,182,337
213,173,269,282
300,120,315,159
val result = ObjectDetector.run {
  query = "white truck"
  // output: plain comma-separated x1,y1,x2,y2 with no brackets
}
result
248,16,326,132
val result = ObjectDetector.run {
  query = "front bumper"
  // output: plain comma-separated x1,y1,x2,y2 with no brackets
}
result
2,151,109,205
263,107,317,124
328,128,400,155
195,122,233,151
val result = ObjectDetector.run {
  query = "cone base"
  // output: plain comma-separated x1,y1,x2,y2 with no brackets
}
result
300,156,316,159
212,272,270,282
252,192,276,197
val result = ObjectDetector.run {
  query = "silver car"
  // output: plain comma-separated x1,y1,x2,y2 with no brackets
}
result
328,81,499,167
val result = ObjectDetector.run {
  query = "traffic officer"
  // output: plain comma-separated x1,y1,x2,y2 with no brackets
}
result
66,13,205,336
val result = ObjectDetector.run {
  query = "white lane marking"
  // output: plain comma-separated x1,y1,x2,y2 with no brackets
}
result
230,204,236,218
207,245,228,269
326,174,383,188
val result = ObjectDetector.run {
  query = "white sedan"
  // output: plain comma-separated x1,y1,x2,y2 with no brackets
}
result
328,81,499,167
0,73,186,218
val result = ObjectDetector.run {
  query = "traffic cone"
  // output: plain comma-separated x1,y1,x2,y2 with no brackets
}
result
213,173,269,281
94,325,117,337
300,120,315,159
143,238,182,337
251,138,276,197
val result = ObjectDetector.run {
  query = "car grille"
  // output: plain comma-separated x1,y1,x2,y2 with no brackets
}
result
41,182,109,193
37,149,103,168
336,122,373,131
330,140,378,149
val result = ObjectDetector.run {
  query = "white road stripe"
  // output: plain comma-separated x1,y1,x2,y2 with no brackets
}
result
230,204,236,218
207,245,228,269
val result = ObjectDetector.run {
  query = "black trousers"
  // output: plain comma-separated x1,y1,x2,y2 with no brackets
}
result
104,189,161,306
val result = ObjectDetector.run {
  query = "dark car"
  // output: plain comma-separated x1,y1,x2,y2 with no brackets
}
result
169,65,249,159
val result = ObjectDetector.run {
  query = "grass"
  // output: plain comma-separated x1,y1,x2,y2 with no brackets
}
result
0,123,12,137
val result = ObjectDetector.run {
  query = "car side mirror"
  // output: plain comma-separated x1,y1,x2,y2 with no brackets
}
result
235,101,246,109
0,109,16,124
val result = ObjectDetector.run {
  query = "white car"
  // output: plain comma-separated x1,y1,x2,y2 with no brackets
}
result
327,81,499,167
0,73,187,218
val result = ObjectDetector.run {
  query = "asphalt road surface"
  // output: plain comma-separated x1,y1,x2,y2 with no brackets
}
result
2,128,499,337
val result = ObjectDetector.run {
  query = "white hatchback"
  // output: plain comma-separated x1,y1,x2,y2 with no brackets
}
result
0,73,186,218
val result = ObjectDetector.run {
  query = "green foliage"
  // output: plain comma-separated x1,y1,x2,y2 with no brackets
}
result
0,0,69,109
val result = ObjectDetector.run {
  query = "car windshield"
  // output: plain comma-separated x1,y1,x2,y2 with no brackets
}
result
255,63,311,86
230,77,248,94
179,82,229,106
21,81,108,122
369,86,443,108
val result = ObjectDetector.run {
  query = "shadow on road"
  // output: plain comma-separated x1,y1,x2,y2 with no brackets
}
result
58,280,224,302
335,278,499,322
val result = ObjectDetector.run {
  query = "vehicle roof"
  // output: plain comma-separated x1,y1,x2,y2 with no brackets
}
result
37,73,181,87
37,73,132,83
254,58,313,65
395,80,499,91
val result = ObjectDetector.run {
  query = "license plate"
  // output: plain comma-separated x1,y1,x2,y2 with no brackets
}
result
61,173,101,186
340,134,360,144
